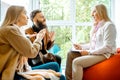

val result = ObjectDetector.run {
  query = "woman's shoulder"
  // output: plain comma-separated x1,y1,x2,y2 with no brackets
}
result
0,25,20,37
0,25,17,32
103,21,116,32
105,21,114,26
103,21,115,29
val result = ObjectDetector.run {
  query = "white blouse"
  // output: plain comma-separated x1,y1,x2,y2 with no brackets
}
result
82,21,116,58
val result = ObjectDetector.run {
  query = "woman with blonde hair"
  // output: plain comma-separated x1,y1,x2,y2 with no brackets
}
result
0,5,46,80
65,4,116,80
0,5,66,80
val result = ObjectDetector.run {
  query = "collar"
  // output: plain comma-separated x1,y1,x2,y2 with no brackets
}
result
32,24,40,33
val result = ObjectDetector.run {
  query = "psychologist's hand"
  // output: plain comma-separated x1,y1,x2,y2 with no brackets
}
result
80,50,89,56
73,44,82,50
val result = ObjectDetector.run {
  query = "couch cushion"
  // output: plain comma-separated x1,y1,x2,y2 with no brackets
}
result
83,53,120,80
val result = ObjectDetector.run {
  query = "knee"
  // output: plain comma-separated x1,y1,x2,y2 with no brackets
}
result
51,62,60,72
67,51,73,58
54,55,61,68
72,59,78,67
53,62,59,67
72,58,82,69
55,55,61,61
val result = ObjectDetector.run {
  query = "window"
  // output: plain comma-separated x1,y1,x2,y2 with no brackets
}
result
39,0,112,68
0,0,31,25
0,0,113,68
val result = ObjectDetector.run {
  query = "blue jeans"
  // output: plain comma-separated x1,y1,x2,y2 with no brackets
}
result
32,62,60,72
60,74,66,80
32,62,66,80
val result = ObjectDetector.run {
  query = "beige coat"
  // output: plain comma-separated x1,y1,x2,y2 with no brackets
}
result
25,27,54,50
0,25,42,80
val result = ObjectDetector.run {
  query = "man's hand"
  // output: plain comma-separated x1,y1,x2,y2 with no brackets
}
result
49,31,55,41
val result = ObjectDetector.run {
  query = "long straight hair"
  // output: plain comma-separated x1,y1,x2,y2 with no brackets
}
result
95,4,111,21
1,5,24,27
90,4,111,38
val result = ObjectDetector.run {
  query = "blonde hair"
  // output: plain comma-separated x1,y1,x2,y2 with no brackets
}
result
95,4,111,21
1,5,25,27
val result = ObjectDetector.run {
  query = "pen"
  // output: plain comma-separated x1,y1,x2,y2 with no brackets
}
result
68,37,74,44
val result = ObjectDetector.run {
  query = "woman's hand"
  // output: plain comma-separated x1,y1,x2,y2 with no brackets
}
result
73,44,82,50
81,50,89,56
37,29,46,40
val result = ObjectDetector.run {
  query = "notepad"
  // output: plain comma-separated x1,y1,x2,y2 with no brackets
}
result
71,48,90,53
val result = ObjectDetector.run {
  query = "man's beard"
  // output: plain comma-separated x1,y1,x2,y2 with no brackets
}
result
36,20,47,31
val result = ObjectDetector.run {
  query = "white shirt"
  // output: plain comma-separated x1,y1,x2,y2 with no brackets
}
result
82,21,116,58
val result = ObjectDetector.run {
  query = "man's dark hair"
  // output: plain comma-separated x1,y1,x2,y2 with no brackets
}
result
30,9,41,21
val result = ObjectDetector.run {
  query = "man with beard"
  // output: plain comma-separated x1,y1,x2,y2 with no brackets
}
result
25,9,62,71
